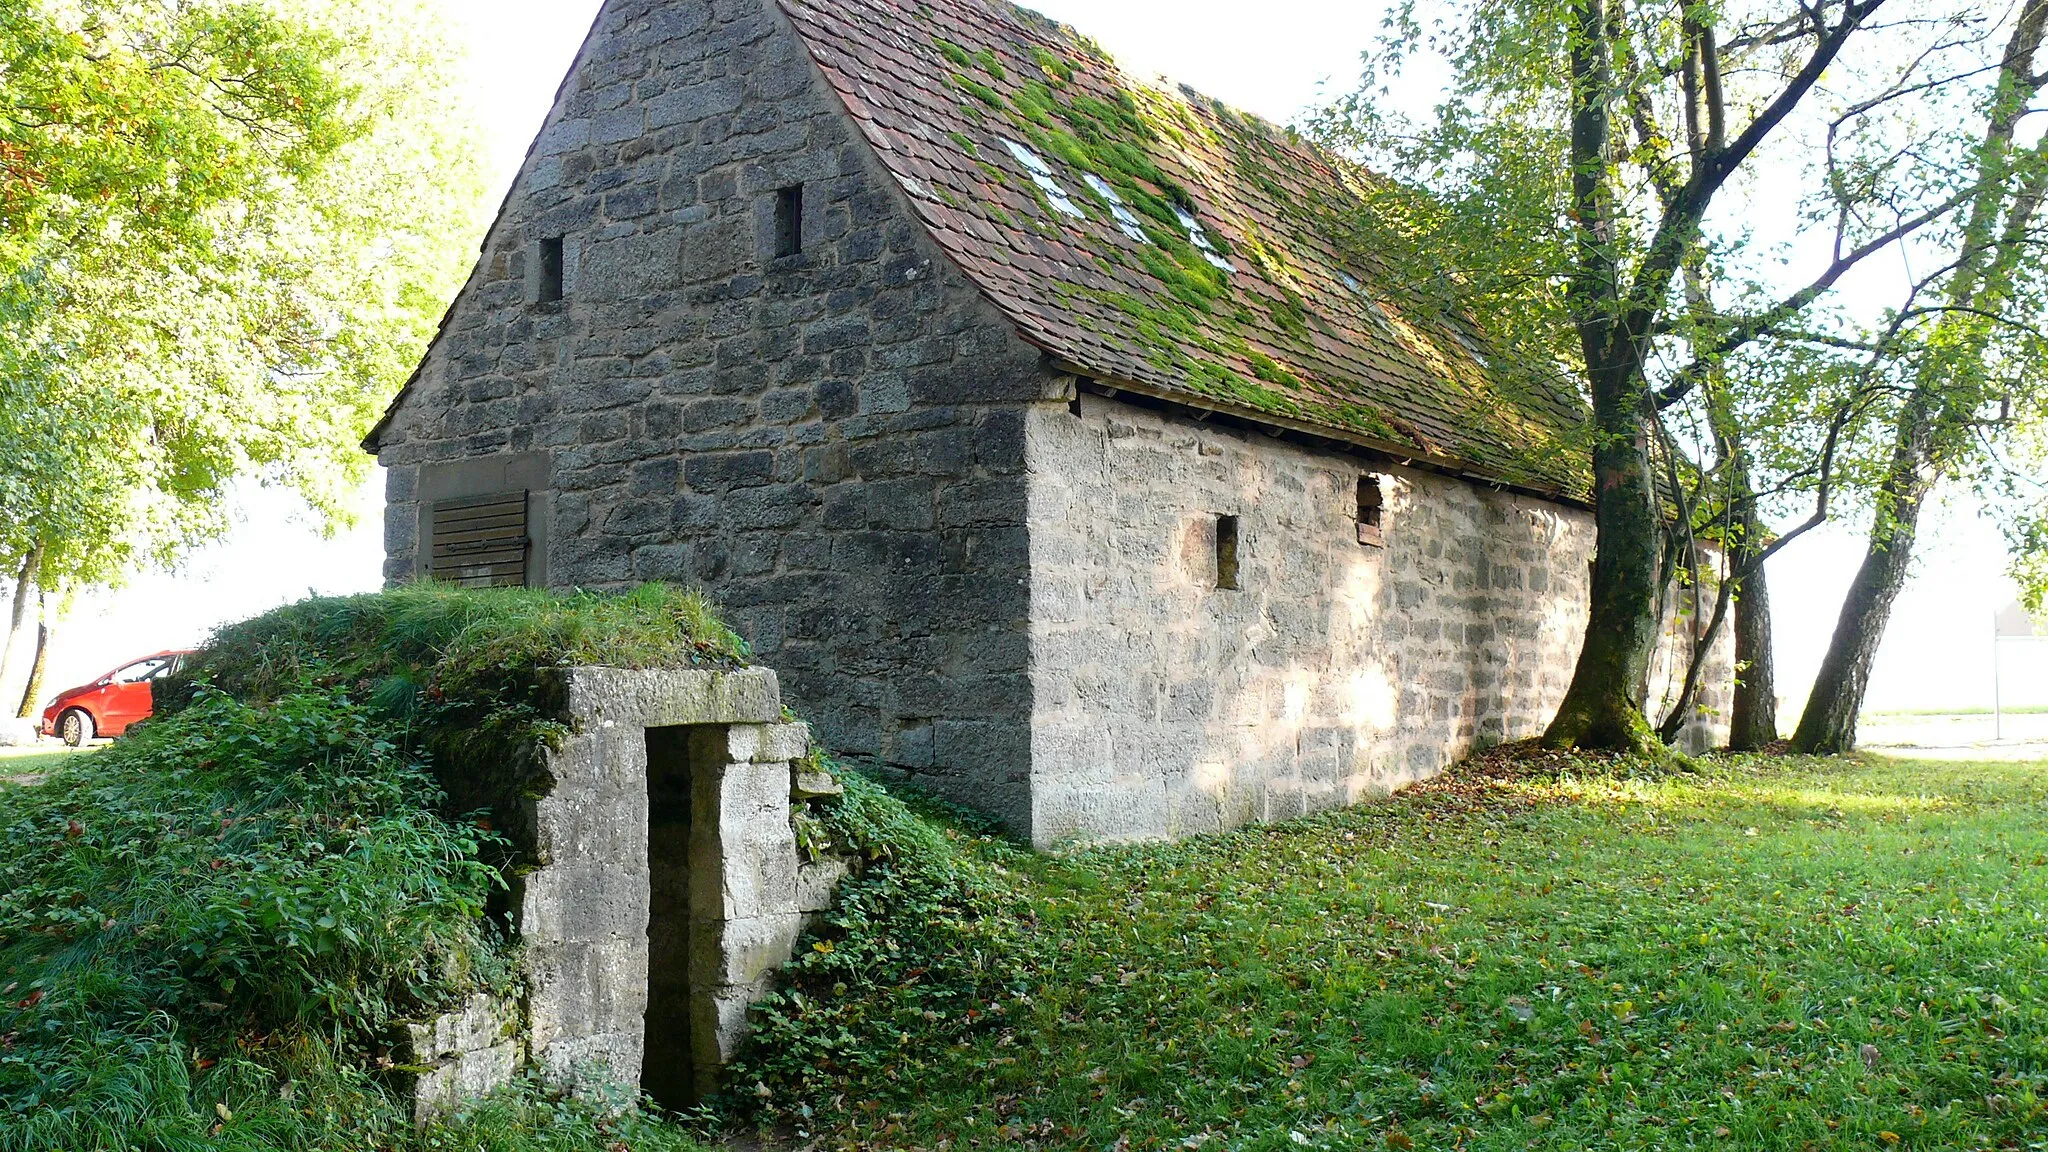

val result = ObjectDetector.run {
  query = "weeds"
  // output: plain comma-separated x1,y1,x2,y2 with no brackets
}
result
0,584,740,1152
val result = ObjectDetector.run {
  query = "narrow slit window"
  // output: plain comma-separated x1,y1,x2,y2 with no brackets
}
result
1216,515,1240,590
537,237,565,304
1356,476,1385,547
774,184,804,258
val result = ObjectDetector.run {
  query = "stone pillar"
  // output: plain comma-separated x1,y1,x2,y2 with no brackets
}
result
686,723,809,1095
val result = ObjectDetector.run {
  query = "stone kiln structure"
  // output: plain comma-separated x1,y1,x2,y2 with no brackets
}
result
367,0,1731,848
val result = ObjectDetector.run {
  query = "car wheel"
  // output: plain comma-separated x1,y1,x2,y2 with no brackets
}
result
59,709,94,747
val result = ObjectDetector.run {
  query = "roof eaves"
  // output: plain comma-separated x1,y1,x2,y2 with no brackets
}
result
1051,357,1590,511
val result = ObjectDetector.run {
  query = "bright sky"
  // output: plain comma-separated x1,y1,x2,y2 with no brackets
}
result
11,0,2043,720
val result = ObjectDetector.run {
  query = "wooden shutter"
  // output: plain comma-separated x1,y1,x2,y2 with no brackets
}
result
430,493,530,587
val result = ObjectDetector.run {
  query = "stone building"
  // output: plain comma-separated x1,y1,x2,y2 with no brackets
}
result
366,0,1730,847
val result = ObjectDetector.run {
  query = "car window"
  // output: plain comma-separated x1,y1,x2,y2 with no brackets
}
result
150,660,179,680
114,658,168,684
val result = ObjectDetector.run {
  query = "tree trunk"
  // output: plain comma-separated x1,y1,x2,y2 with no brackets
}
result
1654,557,1729,748
15,598,48,720
1793,424,1933,753
1724,445,1780,751
1542,0,1669,755
1790,5,2047,754
1726,554,1779,750
1544,392,1667,752
0,547,42,695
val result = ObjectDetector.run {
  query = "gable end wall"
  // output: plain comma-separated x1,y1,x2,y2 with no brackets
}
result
373,0,1058,833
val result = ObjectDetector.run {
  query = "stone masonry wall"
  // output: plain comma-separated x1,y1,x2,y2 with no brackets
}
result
1024,393,1732,846
392,664,845,1115
371,0,1055,830
528,666,822,1098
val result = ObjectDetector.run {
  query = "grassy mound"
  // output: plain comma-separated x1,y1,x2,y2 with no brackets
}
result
0,584,752,1151
174,582,746,707
173,582,750,873
729,771,1043,1132
0,581,1033,1151
0,690,502,1149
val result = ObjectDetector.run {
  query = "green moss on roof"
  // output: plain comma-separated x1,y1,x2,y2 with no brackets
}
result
785,0,1593,499
1250,350,1301,389
1031,45,1075,85
950,73,1003,109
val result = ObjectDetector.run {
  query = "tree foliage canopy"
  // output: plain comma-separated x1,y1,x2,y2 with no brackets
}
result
1315,0,2048,747
0,0,487,595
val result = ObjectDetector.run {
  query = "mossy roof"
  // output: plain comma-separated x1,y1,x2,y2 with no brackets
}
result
780,0,1591,500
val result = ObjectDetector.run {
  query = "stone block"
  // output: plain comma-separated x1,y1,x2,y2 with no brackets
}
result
796,857,849,912
402,994,520,1065
525,937,649,1058
566,667,783,729
408,1040,519,1123
791,768,840,799
521,862,651,944
703,983,768,1066
757,722,812,763
692,910,805,989
531,1029,644,1097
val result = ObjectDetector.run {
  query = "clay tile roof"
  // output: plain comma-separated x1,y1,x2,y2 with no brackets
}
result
780,0,1591,500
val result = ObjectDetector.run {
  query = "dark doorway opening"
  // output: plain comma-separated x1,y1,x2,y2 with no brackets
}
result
642,725,697,1109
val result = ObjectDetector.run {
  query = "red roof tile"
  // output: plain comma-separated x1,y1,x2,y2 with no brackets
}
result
779,0,1589,499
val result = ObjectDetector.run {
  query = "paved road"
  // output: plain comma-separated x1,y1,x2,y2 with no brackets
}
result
1860,712,2048,762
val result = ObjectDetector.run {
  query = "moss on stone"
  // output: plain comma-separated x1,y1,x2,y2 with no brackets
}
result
933,37,973,68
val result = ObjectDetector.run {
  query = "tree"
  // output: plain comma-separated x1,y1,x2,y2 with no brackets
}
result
0,0,487,689
1791,1,2048,752
1319,0,2043,752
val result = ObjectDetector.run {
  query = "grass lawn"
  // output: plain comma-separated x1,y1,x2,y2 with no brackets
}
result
793,754,2048,1151
0,744,94,781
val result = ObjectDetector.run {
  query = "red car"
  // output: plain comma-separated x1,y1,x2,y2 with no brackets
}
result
40,650,196,746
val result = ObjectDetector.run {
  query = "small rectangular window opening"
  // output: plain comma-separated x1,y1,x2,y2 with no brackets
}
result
429,492,531,587
537,237,565,304
1356,475,1386,548
1216,514,1240,590
773,185,804,258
